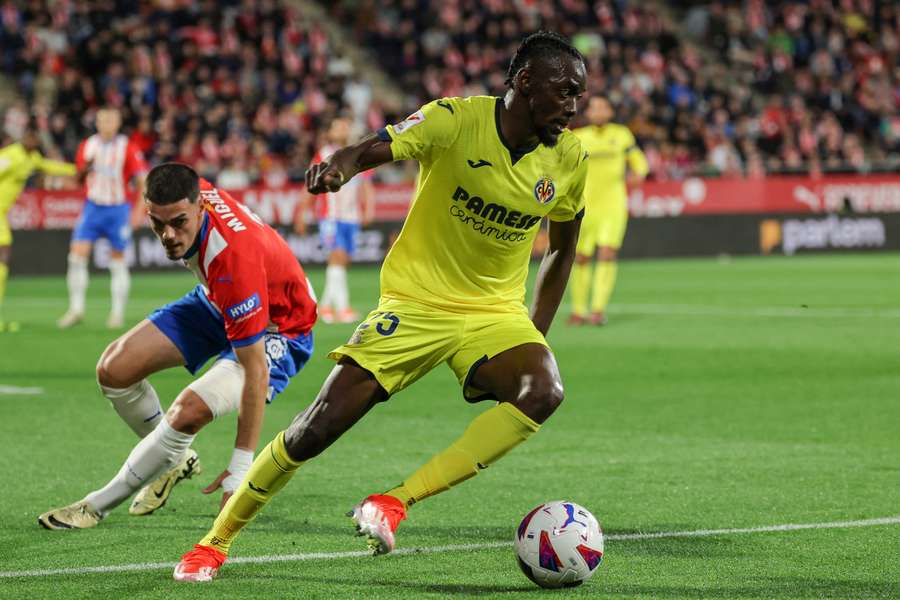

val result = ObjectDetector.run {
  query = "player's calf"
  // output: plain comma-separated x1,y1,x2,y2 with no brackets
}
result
281,365,386,461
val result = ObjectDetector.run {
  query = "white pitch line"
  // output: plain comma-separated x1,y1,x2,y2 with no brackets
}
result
609,303,900,319
1,515,898,579
0,385,44,395
606,515,900,540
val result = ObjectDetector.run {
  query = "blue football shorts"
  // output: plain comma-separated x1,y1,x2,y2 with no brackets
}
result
319,220,360,256
148,285,314,402
72,199,132,251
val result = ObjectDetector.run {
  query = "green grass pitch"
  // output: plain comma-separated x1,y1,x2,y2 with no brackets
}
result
1,253,898,598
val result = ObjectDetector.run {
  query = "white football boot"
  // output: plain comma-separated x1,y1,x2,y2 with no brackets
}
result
56,310,84,329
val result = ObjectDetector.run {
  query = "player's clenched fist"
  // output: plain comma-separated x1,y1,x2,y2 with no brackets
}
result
306,160,345,194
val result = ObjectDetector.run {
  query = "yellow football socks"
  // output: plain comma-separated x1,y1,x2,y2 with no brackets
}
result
200,431,303,554
570,262,591,317
591,260,618,313
386,402,540,507
0,262,7,317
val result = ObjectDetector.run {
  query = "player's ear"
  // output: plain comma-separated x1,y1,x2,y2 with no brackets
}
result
516,68,531,97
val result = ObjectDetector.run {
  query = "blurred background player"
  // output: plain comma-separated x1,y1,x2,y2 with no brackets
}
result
569,95,648,326
58,107,148,330
296,115,374,323
0,127,77,332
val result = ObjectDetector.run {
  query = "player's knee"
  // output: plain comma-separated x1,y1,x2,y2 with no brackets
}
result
165,393,212,434
96,341,131,388
517,379,564,424
542,380,565,414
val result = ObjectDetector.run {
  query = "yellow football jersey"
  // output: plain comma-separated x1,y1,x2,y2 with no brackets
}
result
0,142,76,210
573,124,648,210
380,96,587,313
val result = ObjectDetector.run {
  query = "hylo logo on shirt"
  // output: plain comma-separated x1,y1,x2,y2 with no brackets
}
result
226,293,261,320
393,110,425,135
533,176,556,205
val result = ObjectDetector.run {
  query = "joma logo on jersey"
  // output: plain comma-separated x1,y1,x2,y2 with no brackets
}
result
451,187,542,230
533,176,555,204
226,293,261,320
202,190,247,232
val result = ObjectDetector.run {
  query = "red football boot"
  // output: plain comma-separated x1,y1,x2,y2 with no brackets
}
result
348,494,408,555
173,544,227,582
590,311,608,326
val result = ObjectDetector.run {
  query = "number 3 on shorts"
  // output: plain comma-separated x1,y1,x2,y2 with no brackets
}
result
373,311,400,336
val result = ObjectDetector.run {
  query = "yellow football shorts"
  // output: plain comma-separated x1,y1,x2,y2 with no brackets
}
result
0,209,11,246
576,199,628,256
329,297,549,400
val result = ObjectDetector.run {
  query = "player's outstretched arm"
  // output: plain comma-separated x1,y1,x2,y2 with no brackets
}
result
531,218,581,336
203,338,270,510
130,175,148,228
306,133,393,194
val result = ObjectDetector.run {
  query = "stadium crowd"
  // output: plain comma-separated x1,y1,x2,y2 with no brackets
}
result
327,0,899,179
0,0,378,188
1,0,898,184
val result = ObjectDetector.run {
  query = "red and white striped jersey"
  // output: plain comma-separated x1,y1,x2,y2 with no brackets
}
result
76,134,148,205
313,143,372,223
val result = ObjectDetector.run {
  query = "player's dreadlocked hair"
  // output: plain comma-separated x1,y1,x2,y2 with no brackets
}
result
505,31,585,87
145,162,201,205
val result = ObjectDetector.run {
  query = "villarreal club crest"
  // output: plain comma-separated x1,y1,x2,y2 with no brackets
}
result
533,176,556,205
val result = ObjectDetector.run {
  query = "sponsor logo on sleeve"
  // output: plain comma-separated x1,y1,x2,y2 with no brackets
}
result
392,110,425,135
225,292,262,321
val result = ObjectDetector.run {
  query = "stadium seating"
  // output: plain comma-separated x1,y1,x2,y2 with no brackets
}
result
322,0,898,179
1,0,897,182
0,0,374,185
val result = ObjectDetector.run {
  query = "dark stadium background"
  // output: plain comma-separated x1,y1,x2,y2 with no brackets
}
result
1,0,898,274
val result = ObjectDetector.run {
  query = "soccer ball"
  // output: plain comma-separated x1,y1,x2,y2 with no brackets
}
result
514,501,604,588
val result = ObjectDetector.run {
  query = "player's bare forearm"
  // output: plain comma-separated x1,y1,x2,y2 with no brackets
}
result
531,218,581,336
233,339,270,452
306,134,393,194
130,177,147,227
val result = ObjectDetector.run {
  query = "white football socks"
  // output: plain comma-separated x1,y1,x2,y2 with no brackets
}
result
330,264,349,312
322,264,339,309
108,257,130,322
66,254,89,315
84,420,195,515
100,379,163,438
